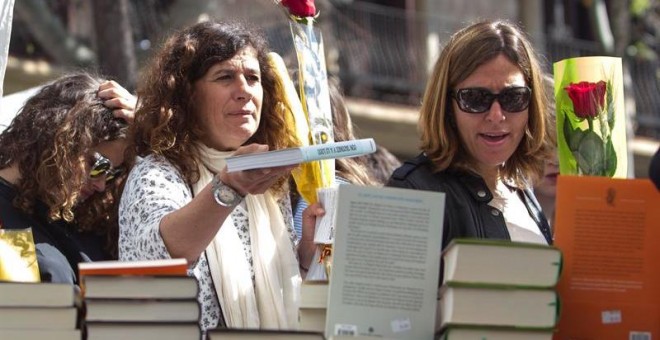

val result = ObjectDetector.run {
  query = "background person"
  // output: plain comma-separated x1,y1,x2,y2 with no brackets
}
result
0,73,135,284
365,146,402,185
291,80,378,240
534,75,559,229
118,20,318,331
387,20,554,256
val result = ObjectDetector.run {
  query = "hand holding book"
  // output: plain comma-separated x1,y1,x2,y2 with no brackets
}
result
226,138,377,172
217,143,299,198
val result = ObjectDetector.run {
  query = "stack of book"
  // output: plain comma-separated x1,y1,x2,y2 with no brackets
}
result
207,329,325,339
299,280,329,333
0,282,81,339
78,258,201,340
436,239,562,340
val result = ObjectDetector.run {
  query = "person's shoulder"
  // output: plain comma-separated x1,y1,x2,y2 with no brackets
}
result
0,183,37,231
390,153,433,181
387,153,452,190
125,154,188,192
132,154,181,178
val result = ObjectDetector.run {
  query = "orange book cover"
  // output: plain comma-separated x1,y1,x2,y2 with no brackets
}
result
78,258,188,277
553,175,660,340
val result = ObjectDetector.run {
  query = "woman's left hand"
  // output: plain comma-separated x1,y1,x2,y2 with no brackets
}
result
299,202,325,273
97,80,137,123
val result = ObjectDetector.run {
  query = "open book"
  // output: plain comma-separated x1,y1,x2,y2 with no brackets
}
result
226,138,376,172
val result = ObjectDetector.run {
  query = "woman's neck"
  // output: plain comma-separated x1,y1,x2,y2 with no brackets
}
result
0,164,21,185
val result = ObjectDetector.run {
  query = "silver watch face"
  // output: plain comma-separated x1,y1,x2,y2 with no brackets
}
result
213,179,241,206
219,187,238,203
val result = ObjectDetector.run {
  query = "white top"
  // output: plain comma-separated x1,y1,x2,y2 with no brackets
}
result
118,155,296,330
488,180,547,245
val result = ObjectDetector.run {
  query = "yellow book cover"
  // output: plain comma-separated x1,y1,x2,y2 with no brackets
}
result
0,228,40,282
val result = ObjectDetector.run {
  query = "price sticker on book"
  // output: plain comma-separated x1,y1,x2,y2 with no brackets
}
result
333,324,358,336
601,310,622,324
391,318,412,333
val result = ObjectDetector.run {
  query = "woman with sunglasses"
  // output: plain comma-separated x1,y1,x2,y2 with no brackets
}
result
0,73,135,284
387,20,554,258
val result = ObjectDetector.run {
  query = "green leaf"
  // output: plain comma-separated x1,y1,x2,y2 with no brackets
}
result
606,79,615,130
563,113,585,152
605,138,618,177
574,131,605,175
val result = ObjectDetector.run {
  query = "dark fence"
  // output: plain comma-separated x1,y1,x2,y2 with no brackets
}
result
302,2,658,139
243,1,659,139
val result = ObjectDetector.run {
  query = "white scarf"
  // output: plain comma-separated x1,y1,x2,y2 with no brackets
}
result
192,144,301,329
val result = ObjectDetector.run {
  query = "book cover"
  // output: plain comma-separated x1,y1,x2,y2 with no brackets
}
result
0,228,40,282
437,325,554,340
207,329,326,339
553,175,660,339
78,258,188,277
442,239,562,288
225,138,376,172
0,282,77,307
84,299,200,322
325,185,445,339
301,280,329,309
0,306,78,329
438,283,559,330
86,322,201,340
300,281,329,332
300,308,326,333
82,275,198,300
553,57,627,177
0,329,81,340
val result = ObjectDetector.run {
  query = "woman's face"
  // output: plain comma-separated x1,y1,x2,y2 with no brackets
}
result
192,47,263,151
451,54,529,176
535,148,559,198
79,138,128,202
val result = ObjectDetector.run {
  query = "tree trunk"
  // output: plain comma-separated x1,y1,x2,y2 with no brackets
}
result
14,0,95,66
608,0,630,57
91,0,137,91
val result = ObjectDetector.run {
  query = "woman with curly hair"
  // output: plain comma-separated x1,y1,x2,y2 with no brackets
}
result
0,73,135,284
118,20,318,330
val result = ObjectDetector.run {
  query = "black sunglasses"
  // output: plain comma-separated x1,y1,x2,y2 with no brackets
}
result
450,86,532,114
89,152,124,182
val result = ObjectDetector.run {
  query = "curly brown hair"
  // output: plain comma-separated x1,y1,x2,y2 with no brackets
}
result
130,20,298,192
419,20,553,188
0,73,128,246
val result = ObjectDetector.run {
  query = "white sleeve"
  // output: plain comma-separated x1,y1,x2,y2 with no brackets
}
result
118,155,193,261
0,0,14,98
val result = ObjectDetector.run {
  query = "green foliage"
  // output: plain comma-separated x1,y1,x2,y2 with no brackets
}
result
630,0,650,17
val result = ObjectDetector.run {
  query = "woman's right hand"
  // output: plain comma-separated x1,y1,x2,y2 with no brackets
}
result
218,144,296,196
97,80,137,123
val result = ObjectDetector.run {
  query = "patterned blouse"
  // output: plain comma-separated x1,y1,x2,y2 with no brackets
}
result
118,154,297,330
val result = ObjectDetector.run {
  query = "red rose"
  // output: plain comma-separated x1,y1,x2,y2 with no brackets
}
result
564,81,607,119
281,0,316,17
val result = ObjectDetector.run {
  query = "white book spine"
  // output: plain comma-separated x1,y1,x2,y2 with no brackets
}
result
300,138,376,162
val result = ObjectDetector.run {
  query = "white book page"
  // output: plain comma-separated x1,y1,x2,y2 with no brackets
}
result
313,186,338,244
325,185,445,339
